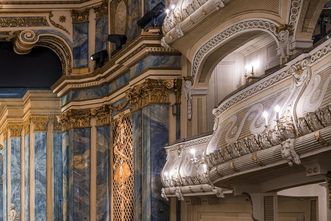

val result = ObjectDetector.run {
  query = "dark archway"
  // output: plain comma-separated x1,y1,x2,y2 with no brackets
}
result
0,41,62,88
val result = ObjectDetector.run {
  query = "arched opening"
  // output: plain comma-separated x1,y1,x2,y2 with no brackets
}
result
312,0,331,44
0,41,62,89
204,32,280,131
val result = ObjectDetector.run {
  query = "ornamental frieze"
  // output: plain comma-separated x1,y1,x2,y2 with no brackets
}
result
7,123,23,137
71,9,89,23
92,105,111,126
0,16,49,27
127,79,181,111
59,109,92,130
30,116,50,131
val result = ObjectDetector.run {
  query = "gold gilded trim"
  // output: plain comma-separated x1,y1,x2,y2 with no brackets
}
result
49,12,70,34
59,109,92,130
92,105,111,127
127,79,181,112
8,123,23,137
30,116,49,131
72,9,89,23
0,16,49,27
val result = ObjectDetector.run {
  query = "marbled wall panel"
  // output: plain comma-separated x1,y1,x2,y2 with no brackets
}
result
142,105,169,221
130,55,181,79
133,111,142,221
96,126,110,221
63,132,69,221
53,132,63,221
95,16,109,52
144,0,163,12
127,0,140,41
11,137,21,217
73,22,89,68
24,134,30,221
69,128,90,221
0,141,6,221
34,132,47,221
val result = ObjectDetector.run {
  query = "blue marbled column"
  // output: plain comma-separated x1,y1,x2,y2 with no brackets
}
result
34,132,47,221
96,126,110,221
141,105,169,221
95,16,108,52
53,132,63,221
24,134,30,221
133,110,143,221
73,22,89,68
1,140,7,220
68,128,90,221
62,132,69,221
11,137,21,217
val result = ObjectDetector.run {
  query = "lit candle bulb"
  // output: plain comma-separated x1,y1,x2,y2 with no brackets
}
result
190,148,196,160
171,4,175,10
164,171,169,179
262,111,269,127
274,105,281,121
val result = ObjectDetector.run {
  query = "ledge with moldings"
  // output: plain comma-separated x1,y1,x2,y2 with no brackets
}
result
53,34,181,103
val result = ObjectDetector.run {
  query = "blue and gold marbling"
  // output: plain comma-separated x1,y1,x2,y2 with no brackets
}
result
96,126,110,221
63,132,69,221
25,135,30,221
11,137,21,217
68,128,90,221
61,55,180,106
34,132,47,221
95,16,108,52
133,111,142,221
73,22,89,68
127,0,140,41
53,132,63,221
142,105,169,221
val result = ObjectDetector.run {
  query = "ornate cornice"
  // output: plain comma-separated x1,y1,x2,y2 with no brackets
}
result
7,123,23,137
59,109,91,130
127,79,181,112
71,9,89,23
0,16,49,27
92,105,111,126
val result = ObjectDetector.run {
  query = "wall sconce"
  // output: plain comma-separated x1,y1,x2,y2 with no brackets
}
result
244,60,261,84
274,105,281,121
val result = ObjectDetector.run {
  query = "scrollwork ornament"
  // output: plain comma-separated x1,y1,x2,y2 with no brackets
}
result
280,139,300,166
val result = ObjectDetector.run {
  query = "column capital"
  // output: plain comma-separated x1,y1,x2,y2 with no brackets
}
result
127,78,181,112
59,109,92,130
91,105,111,127
71,8,90,23
30,116,50,132
7,123,23,137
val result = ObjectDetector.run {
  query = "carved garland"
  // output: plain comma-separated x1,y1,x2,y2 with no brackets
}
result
49,12,70,35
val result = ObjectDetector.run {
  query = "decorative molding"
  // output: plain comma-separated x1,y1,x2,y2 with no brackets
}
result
127,79,181,112
92,105,111,126
191,19,281,81
280,139,300,166
38,34,73,75
23,120,30,134
49,12,70,34
59,109,92,130
30,116,49,131
288,0,303,30
71,9,89,23
14,30,39,55
0,16,49,27
7,123,23,137
162,0,226,44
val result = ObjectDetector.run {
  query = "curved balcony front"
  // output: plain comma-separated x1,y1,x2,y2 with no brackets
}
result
161,37,331,200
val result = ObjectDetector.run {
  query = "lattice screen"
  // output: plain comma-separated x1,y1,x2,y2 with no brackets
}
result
112,116,134,221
